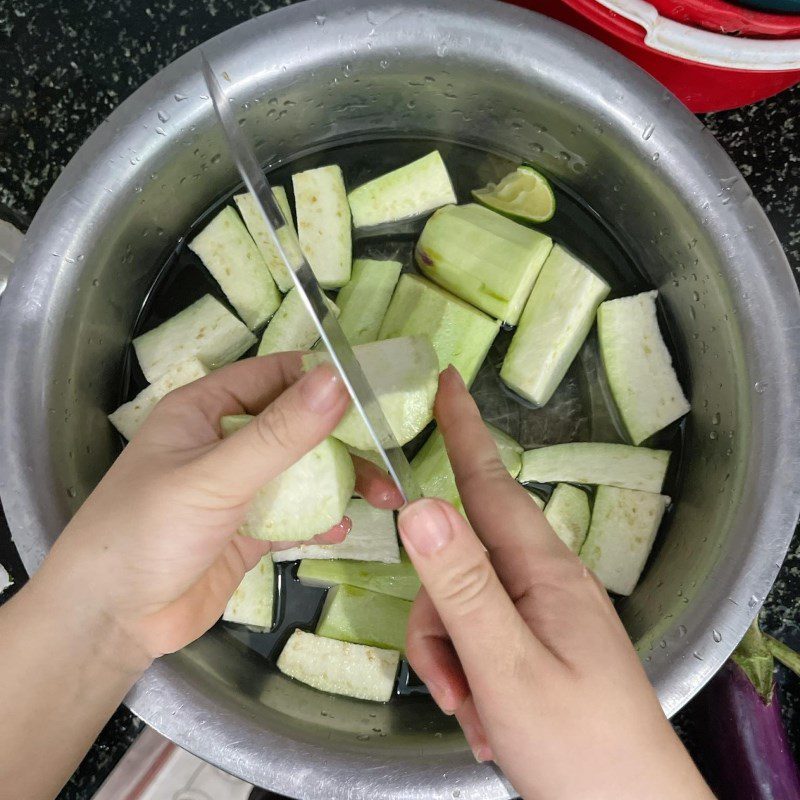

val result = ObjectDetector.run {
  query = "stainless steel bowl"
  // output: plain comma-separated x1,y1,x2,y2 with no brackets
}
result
2,1,799,797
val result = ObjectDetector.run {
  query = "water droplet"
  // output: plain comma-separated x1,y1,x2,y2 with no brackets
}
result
748,595,759,608
709,431,718,440
659,639,667,648
692,290,700,302
693,651,704,661
530,143,544,154
211,153,221,164
342,63,352,77
712,629,722,643
754,381,768,394
677,625,687,638
174,93,188,102
92,278,100,287
157,110,170,123
67,487,77,498
379,59,388,69
315,13,326,25
134,185,142,193
652,152,660,162
642,123,655,140
356,733,370,741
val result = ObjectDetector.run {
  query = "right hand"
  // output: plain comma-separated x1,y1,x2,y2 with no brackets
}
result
398,366,713,800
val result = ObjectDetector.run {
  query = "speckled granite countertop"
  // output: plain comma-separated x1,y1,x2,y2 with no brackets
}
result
0,1,798,798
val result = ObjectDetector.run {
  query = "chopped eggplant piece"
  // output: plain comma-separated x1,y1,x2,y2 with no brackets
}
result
347,150,456,228
234,186,302,293
240,437,354,541
189,206,281,330
272,499,399,563
293,164,351,288
133,295,256,383
222,554,275,631
580,485,669,595
277,629,399,702
501,245,610,406
315,584,412,654
109,357,209,440
598,290,690,444
303,336,438,450
519,443,670,494
297,550,419,601
415,203,553,325
379,274,499,386
336,258,402,345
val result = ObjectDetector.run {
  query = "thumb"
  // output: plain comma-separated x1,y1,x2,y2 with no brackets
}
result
193,363,350,500
398,498,545,689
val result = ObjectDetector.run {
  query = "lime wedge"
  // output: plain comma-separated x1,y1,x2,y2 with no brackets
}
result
471,165,556,223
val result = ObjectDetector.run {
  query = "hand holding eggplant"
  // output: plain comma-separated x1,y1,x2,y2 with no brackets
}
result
0,353,401,800
399,366,714,800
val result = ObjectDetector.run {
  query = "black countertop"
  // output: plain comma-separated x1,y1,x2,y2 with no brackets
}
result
1,2,798,798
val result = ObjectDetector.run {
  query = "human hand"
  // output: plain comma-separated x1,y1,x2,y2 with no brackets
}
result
398,367,712,800
40,353,402,670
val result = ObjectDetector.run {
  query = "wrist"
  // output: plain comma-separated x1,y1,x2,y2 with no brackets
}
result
30,554,154,680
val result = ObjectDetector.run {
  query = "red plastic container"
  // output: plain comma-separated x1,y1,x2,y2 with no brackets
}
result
651,0,800,36
513,0,800,112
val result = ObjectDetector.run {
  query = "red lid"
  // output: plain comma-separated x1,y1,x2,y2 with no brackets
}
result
509,0,800,112
650,0,800,37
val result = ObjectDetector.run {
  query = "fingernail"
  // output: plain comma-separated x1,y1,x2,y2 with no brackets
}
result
399,499,454,556
301,364,345,412
426,681,457,715
461,721,492,763
443,364,466,389
473,744,494,763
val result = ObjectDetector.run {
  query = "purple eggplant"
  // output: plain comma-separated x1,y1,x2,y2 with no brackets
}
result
693,621,800,800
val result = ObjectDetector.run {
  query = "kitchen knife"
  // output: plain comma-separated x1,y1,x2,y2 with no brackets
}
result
200,54,420,504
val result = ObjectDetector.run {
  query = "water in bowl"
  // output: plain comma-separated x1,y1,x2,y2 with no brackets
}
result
125,137,687,697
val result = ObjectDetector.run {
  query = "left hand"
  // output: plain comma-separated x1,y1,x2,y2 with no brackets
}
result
39,353,402,669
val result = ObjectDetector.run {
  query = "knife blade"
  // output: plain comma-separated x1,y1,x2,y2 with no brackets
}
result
200,54,420,504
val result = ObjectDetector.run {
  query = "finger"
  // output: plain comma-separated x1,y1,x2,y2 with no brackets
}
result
142,537,263,656
435,366,572,598
398,498,551,697
173,352,305,420
190,363,350,500
231,534,272,568
269,517,352,552
141,353,307,450
406,588,470,714
455,695,494,763
353,456,404,509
